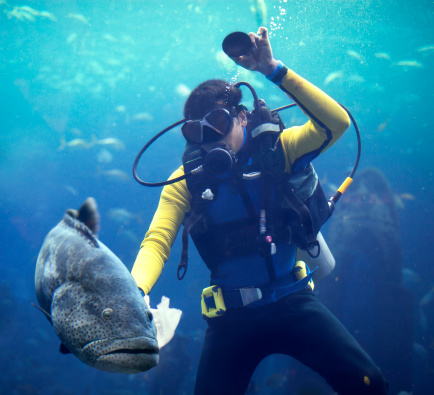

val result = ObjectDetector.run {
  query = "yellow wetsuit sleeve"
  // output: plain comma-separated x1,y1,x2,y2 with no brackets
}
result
131,167,191,294
277,66,351,174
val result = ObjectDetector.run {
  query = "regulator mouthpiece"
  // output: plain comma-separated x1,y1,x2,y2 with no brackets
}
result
203,147,236,176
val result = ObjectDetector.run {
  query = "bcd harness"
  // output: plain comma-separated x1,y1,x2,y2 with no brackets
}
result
177,102,332,317
132,78,361,318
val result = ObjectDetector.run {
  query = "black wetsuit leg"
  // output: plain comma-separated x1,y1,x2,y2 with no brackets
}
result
194,289,388,395
277,290,389,394
194,304,273,394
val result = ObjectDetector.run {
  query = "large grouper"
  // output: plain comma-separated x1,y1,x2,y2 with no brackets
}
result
34,197,162,374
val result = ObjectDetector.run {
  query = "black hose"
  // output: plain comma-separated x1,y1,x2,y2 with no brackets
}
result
132,119,187,187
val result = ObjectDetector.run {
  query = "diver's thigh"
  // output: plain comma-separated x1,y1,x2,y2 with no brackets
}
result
288,295,388,394
194,315,261,395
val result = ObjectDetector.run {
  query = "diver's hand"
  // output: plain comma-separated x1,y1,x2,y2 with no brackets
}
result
144,295,182,349
230,27,279,76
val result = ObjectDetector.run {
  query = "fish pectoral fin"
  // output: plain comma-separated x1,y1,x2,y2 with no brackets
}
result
31,303,53,325
59,343,72,355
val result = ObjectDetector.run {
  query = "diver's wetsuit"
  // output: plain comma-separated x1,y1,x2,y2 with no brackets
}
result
132,64,388,394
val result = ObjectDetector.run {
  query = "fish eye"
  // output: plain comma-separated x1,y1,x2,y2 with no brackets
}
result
102,308,113,320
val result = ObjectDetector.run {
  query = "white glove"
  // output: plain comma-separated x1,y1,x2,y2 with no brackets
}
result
144,295,182,349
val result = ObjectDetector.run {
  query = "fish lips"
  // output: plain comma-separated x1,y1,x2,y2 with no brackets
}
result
82,336,159,374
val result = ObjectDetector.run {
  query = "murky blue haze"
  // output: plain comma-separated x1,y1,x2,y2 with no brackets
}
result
1,0,433,394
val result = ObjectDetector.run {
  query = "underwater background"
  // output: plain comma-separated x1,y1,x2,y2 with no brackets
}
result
1,0,433,394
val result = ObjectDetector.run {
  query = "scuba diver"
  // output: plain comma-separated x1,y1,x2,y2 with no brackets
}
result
131,27,388,394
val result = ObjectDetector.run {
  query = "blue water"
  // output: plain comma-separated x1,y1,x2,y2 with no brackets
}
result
1,0,433,394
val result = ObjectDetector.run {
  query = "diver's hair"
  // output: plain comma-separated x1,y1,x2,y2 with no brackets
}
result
183,79,242,120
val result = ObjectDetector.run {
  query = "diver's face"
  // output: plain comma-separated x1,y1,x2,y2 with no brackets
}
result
203,110,247,153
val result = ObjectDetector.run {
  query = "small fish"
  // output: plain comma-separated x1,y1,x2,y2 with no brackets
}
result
102,33,118,42
67,13,89,25
175,83,191,98
374,52,391,60
324,71,344,86
107,208,137,224
58,137,93,151
346,50,362,60
394,192,416,209
101,169,130,182
420,287,434,307
397,193,415,201
376,118,390,133
19,10,36,22
393,60,423,68
115,105,126,113
7,8,26,21
18,6,39,16
416,45,434,52
133,112,153,121
95,137,125,150
64,185,78,196
10,7,37,22
66,33,78,44
38,11,57,22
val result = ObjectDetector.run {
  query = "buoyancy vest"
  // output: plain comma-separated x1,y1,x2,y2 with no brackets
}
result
179,129,332,284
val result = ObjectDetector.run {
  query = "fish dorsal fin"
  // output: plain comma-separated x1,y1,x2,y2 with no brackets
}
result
31,303,53,325
77,197,100,234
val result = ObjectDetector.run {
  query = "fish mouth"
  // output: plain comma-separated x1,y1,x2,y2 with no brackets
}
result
82,336,159,373
104,347,159,356
83,336,159,359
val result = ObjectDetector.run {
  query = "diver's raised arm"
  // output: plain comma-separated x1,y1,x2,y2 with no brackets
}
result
230,26,350,134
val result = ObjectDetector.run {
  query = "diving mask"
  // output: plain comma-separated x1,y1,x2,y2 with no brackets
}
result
181,108,235,145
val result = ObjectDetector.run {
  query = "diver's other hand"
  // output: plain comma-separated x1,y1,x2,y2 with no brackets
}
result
230,27,279,76
144,295,182,349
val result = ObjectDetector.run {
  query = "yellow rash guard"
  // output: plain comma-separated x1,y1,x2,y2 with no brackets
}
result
131,64,350,294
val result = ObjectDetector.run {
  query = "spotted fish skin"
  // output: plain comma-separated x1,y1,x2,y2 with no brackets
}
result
35,198,158,374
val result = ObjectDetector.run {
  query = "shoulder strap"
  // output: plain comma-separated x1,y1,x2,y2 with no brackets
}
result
178,144,216,279
178,194,208,279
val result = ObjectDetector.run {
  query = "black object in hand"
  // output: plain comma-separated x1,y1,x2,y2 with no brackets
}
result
222,32,253,57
